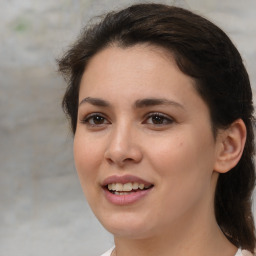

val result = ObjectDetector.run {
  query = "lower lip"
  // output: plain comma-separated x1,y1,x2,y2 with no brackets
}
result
103,187,153,205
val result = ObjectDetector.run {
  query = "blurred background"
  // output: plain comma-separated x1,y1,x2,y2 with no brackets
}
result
0,0,255,255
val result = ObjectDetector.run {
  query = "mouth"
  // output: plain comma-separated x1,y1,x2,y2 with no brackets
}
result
102,175,154,205
105,182,154,195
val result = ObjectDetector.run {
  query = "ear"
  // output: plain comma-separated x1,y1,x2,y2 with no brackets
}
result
214,119,246,173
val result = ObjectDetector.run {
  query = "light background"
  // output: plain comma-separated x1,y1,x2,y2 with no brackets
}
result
0,0,255,255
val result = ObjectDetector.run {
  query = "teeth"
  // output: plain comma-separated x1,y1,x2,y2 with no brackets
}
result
107,182,151,192
139,184,144,190
132,182,139,190
123,183,133,191
115,183,123,191
114,191,130,195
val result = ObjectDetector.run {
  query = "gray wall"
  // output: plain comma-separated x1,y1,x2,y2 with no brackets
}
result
0,0,255,255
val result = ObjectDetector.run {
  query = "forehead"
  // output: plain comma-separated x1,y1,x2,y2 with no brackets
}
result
79,44,197,96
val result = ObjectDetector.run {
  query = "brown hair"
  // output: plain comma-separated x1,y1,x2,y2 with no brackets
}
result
57,4,255,252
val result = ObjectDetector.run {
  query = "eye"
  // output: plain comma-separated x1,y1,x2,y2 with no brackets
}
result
144,113,174,125
81,113,110,126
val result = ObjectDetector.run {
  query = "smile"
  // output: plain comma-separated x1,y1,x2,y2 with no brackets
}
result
107,182,153,195
102,175,154,205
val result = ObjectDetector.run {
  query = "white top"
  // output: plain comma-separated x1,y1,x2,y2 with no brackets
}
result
100,247,114,256
235,249,254,256
100,248,254,256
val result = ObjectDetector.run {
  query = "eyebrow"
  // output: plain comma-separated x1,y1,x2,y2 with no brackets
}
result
79,97,184,109
79,97,110,107
134,98,184,109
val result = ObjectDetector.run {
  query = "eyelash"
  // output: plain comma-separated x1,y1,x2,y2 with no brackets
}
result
80,112,109,126
80,112,174,127
143,112,174,126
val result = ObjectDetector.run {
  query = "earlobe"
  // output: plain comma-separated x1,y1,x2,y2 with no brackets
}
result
214,119,247,173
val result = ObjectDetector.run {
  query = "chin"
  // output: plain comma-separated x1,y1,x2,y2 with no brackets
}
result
99,212,154,239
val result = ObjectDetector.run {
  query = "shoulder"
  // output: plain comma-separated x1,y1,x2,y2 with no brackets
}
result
100,247,114,256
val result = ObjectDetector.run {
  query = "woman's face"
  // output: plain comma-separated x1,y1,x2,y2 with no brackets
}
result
74,45,221,239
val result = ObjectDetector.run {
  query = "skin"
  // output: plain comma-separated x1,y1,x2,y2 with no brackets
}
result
74,45,245,256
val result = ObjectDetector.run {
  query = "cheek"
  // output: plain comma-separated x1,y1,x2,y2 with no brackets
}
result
149,133,215,205
73,133,103,194
74,131,104,167
153,128,215,173
148,135,193,173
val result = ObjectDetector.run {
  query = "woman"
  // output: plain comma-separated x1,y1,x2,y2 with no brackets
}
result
57,3,255,256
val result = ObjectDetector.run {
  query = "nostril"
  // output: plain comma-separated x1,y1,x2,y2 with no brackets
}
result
105,155,136,166
106,157,118,166
125,158,134,162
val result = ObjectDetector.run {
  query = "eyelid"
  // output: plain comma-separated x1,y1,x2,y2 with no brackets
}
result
80,112,110,125
143,112,175,125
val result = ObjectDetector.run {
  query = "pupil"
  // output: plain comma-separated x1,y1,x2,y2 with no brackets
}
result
152,115,163,124
93,116,104,124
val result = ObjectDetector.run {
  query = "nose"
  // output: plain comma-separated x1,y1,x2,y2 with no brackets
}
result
104,123,143,167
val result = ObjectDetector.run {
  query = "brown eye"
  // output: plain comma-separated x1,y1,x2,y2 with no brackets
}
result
90,115,105,125
151,115,165,124
81,113,110,126
144,113,174,125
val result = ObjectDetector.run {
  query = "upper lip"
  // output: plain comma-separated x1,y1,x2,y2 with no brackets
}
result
102,175,153,187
